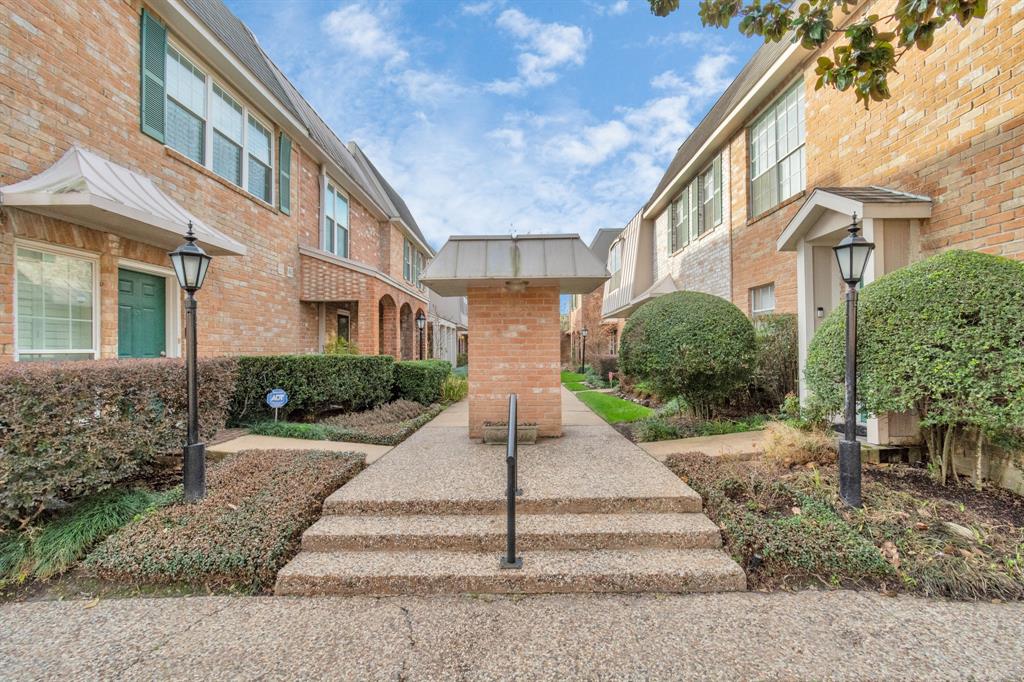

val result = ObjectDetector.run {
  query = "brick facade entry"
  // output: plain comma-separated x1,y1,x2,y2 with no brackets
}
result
467,285,562,439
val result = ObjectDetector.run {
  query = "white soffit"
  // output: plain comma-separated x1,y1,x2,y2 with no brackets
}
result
421,234,610,296
0,146,247,256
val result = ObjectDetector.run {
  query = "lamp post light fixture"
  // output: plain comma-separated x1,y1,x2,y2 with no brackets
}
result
168,222,212,503
579,326,589,374
832,212,875,508
415,310,426,359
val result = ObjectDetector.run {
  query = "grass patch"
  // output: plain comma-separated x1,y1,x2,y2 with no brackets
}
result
86,449,363,593
1,487,177,585
561,370,586,384
628,411,769,442
667,454,1024,599
250,402,446,446
564,381,590,392
575,390,653,423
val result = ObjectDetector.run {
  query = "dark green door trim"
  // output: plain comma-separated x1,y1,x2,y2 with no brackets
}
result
118,268,167,358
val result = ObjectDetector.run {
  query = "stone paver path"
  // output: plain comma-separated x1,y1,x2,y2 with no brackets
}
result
2,591,1022,680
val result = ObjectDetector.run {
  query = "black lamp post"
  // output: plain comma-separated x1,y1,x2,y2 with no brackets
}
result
579,327,588,374
415,310,426,359
168,222,212,503
832,212,875,508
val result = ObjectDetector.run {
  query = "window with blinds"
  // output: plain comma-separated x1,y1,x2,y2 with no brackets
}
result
749,81,805,216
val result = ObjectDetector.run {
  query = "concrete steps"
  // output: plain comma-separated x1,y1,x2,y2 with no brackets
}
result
274,548,746,597
301,512,723,552
322,493,703,516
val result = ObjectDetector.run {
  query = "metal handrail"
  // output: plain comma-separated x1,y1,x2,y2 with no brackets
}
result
500,394,522,569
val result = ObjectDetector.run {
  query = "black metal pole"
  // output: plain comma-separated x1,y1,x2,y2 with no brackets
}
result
183,292,206,502
580,335,587,374
500,394,522,569
838,285,862,508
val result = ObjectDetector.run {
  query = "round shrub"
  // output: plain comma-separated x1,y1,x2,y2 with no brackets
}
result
805,250,1024,483
619,291,756,417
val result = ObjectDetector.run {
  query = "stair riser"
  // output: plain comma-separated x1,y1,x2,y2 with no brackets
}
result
323,496,702,516
302,530,722,552
275,572,746,597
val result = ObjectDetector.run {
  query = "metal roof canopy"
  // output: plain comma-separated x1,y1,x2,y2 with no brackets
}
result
421,233,610,296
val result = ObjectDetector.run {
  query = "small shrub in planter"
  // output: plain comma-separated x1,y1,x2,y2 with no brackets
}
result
619,291,756,418
0,358,236,530
230,354,394,423
86,449,364,593
805,250,1024,486
394,360,451,405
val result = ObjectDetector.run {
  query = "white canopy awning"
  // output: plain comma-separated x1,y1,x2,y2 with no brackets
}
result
421,234,609,296
0,146,246,256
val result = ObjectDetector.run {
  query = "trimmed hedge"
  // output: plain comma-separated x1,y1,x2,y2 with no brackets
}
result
619,291,756,418
86,449,363,592
393,360,452,405
250,403,446,446
229,354,394,423
0,358,236,530
592,354,619,380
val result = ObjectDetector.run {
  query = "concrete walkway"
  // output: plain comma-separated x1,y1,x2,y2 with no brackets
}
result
2,591,1022,680
638,430,766,462
209,433,393,464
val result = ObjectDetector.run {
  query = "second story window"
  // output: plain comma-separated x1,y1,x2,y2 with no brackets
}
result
668,152,723,253
607,240,622,291
247,117,272,203
749,80,805,216
323,181,349,258
166,47,206,165
211,84,243,185
403,239,412,281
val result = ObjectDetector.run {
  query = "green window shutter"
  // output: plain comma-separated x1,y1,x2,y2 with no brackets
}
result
278,134,292,214
139,8,167,142
713,154,723,226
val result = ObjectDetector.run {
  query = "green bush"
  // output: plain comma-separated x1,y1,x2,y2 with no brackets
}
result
440,374,468,403
456,351,468,368
750,313,798,410
592,354,618,381
0,358,236,530
805,250,1024,485
86,449,363,593
619,291,756,418
230,354,394,423
324,337,359,355
393,360,451,405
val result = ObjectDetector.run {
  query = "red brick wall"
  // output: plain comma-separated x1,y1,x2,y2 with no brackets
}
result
467,285,561,438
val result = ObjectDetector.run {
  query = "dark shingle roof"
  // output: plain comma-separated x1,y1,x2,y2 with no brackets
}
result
647,37,793,206
180,0,428,249
349,143,433,255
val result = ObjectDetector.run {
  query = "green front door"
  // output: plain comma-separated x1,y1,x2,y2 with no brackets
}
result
118,269,166,358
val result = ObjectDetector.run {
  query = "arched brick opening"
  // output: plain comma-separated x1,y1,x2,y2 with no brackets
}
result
399,303,413,360
378,295,397,357
415,307,427,359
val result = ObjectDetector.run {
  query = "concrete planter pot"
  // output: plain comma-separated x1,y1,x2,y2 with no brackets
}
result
482,422,538,444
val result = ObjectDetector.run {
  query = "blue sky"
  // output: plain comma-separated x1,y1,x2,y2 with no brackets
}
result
226,0,759,256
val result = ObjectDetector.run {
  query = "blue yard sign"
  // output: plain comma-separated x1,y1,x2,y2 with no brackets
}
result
266,388,288,421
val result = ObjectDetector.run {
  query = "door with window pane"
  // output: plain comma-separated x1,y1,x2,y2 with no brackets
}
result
118,269,166,358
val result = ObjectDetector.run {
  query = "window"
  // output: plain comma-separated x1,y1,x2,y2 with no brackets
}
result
608,328,618,355
415,252,426,290
749,81,805,216
607,240,622,290
668,153,723,252
163,44,274,203
15,245,97,361
750,283,776,317
403,239,412,281
323,181,349,257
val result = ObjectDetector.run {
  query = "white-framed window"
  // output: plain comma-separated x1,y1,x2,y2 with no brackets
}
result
750,282,776,317
164,44,275,204
323,180,350,258
607,240,622,290
668,153,723,252
14,243,99,361
749,80,805,216
415,251,426,290
403,239,412,282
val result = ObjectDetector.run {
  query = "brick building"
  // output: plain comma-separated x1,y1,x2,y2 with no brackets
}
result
0,0,434,362
567,227,621,368
603,0,1023,447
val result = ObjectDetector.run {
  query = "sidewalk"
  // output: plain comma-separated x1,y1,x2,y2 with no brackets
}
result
638,430,765,462
208,433,393,464
2,590,1021,680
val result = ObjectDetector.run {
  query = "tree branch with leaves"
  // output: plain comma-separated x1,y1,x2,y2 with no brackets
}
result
648,0,987,106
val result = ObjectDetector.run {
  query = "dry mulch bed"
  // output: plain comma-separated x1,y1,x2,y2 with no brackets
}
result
668,453,1024,600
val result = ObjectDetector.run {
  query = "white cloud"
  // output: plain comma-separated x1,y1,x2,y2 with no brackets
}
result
647,30,704,47
650,70,685,90
461,1,498,15
393,69,466,105
488,127,526,151
548,120,632,167
594,0,629,16
486,9,588,94
693,52,736,92
322,4,407,66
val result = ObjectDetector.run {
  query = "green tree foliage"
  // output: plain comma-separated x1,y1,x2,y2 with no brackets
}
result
805,250,1024,485
647,0,987,106
620,291,756,418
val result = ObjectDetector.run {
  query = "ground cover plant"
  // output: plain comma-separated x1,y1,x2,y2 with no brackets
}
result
87,449,363,593
0,358,236,530
805,250,1024,487
251,401,446,446
667,454,1024,600
440,374,468,403
626,412,769,443
575,390,653,424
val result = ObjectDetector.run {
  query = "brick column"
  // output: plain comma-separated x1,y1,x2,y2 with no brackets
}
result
467,284,561,439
